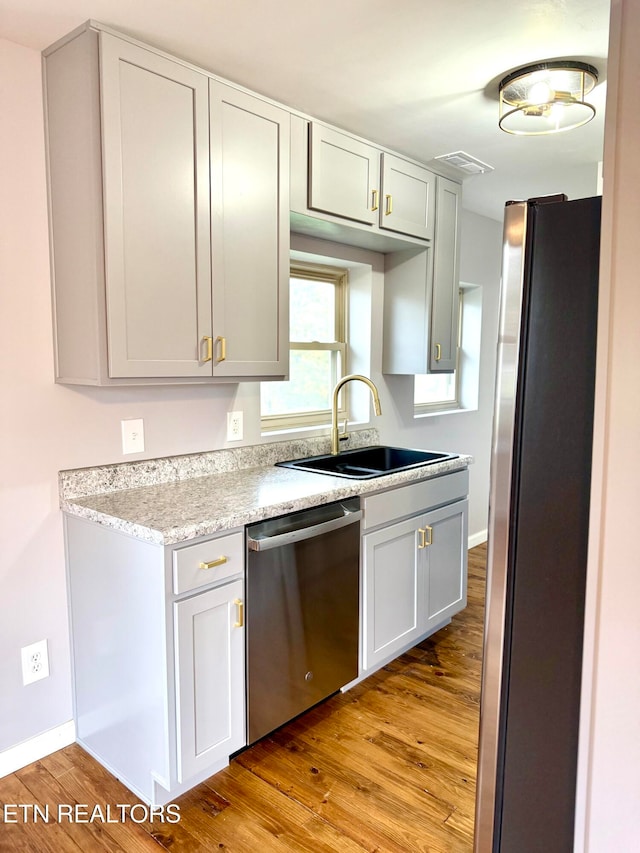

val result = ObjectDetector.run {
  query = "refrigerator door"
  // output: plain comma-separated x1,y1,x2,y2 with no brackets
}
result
475,196,601,852
475,199,529,850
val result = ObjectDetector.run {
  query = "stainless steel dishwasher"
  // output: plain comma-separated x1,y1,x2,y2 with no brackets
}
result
246,497,361,744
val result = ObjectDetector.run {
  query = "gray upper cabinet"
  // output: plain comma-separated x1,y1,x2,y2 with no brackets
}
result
43,24,289,385
100,34,213,379
296,122,441,247
429,177,461,372
382,176,462,375
308,123,380,225
209,82,289,378
379,153,435,241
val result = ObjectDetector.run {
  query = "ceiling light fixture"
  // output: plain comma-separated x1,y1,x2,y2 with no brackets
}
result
498,61,598,136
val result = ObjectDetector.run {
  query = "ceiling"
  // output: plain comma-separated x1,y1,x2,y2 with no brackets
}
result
0,0,610,221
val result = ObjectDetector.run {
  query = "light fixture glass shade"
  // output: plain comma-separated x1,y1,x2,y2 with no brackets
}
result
499,61,598,135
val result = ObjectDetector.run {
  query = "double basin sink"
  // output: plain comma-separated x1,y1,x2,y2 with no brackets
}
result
277,445,458,480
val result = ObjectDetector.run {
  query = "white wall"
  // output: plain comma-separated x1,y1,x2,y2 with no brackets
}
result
577,0,640,847
290,214,502,542
0,37,244,754
0,36,501,757
379,210,502,541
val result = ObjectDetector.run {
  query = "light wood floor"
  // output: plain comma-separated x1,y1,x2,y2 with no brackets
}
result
0,544,486,852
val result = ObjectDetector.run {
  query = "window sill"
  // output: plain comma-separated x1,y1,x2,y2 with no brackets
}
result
413,405,477,419
260,420,371,441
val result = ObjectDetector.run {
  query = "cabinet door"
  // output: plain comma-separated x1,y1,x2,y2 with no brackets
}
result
210,83,290,377
100,34,213,378
308,124,380,225
174,579,245,782
429,177,461,372
379,154,435,240
422,499,468,631
382,248,431,374
362,516,425,672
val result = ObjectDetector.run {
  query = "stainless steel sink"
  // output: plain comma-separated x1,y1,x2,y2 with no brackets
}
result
276,445,458,479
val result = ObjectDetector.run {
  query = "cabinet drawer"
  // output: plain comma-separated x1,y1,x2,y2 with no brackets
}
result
173,531,243,595
362,469,468,530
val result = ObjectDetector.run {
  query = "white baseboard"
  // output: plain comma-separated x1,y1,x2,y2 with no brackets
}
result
468,529,488,549
0,720,75,778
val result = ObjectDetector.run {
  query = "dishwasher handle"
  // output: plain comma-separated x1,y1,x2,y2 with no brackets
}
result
247,507,363,551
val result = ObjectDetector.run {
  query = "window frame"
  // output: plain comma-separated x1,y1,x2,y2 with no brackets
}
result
261,262,348,432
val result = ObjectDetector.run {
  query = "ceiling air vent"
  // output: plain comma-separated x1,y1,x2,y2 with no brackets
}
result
434,151,494,175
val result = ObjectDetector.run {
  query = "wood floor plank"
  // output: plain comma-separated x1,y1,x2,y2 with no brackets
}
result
38,748,76,779
283,708,469,848
236,735,412,853
47,746,170,853
0,772,86,853
1,543,486,852
202,761,371,852
239,725,466,853
14,760,124,853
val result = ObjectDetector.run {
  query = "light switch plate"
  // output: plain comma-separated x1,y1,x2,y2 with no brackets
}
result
121,418,145,454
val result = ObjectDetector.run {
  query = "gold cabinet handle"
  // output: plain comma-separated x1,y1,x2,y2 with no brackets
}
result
385,193,393,216
198,556,228,570
418,526,433,549
434,343,442,362
215,335,226,364
233,598,244,628
371,189,379,211
202,336,213,363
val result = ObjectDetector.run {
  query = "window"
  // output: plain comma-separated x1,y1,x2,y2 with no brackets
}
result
414,289,463,414
261,263,348,431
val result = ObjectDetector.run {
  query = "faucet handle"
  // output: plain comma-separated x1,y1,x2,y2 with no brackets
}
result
339,418,349,442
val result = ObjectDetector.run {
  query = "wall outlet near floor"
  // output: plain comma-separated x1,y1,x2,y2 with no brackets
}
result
121,418,145,454
227,410,243,442
21,639,49,686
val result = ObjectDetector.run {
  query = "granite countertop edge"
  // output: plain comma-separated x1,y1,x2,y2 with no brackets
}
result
61,454,473,546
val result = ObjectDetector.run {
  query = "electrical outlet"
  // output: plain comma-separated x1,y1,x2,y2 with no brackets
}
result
21,639,49,686
227,410,243,442
121,418,145,454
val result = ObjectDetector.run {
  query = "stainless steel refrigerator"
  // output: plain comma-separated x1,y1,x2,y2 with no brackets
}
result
474,194,601,852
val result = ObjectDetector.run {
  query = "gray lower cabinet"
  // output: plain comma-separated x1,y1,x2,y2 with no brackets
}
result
43,24,288,384
174,579,245,782
361,476,468,675
362,514,424,669
64,515,245,805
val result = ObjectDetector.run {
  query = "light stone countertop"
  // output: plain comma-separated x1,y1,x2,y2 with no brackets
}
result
60,432,472,546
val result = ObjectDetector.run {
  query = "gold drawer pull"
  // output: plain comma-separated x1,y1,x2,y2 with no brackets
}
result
371,189,379,211
202,335,213,363
215,335,226,363
234,598,244,628
418,526,433,549
198,556,228,570
434,343,442,362
385,193,393,215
